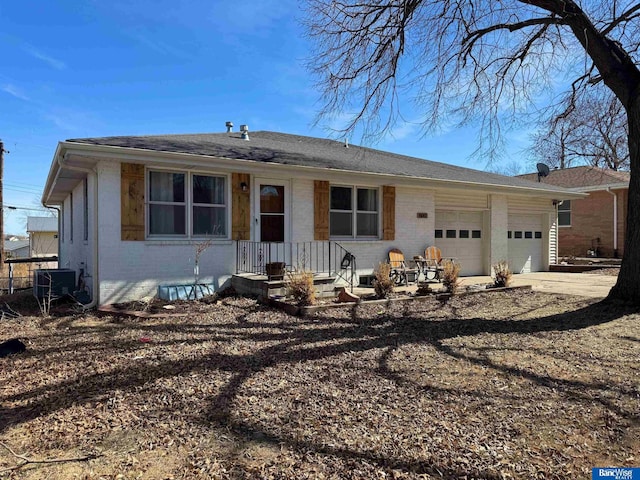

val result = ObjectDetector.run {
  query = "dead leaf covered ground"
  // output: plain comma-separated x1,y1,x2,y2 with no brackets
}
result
0,290,639,479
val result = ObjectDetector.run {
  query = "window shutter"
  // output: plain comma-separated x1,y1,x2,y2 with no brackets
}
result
232,173,251,240
314,180,330,240
382,185,395,241
121,163,145,241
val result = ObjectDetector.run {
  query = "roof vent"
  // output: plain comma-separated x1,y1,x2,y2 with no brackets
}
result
344,138,349,148
225,121,233,133
240,124,249,141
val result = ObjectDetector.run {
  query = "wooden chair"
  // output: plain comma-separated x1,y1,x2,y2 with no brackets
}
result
423,246,457,282
388,248,417,286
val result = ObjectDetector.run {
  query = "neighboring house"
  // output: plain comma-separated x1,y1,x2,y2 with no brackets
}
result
518,166,629,258
27,216,59,258
41,129,580,305
3,239,30,260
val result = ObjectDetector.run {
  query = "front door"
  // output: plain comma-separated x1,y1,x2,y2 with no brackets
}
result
255,178,289,242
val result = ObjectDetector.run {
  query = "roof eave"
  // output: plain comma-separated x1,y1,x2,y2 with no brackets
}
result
569,182,628,193
45,141,585,200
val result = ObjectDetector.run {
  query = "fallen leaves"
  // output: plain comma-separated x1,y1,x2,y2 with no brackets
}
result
0,291,638,479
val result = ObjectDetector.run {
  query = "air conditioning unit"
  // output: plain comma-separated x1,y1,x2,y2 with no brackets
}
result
33,269,76,299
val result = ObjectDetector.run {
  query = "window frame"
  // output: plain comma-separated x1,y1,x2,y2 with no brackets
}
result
146,168,230,240
558,200,571,227
329,184,380,239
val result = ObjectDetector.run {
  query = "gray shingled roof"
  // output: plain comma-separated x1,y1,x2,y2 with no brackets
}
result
3,239,29,251
27,216,58,232
518,165,630,189
67,131,572,193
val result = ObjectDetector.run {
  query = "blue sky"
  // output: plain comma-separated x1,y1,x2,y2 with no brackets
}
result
1,0,533,235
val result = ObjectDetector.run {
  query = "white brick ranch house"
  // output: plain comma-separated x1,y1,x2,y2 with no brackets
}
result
41,129,581,306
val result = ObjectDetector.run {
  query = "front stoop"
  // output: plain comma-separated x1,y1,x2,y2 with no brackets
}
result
232,273,338,300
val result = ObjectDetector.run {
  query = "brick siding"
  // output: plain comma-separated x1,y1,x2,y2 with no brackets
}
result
558,189,626,258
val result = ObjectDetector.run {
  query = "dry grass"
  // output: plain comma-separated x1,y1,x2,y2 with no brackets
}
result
0,264,32,291
0,290,639,479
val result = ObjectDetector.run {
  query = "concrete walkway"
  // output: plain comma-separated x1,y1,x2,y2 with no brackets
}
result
459,272,617,299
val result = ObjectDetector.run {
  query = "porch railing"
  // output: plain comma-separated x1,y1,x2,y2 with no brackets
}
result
235,241,357,290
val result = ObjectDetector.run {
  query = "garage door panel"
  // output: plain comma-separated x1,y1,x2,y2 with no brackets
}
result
508,214,543,273
435,210,484,276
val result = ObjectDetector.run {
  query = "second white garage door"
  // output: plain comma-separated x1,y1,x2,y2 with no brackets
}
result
508,214,544,273
434,210,484,275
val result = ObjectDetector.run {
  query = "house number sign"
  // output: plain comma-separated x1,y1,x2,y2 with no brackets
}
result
416,212,429,218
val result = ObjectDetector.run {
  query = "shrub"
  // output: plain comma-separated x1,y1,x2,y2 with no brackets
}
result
415,282,432,296
441,260,461,294
286,270,316,306
372,262,394,299
493,260,512,288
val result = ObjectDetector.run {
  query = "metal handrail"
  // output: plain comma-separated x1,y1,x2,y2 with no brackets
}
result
235,240,356,291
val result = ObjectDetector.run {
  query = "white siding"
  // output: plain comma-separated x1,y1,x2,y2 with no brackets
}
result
548,213,558,265
435,191,489,210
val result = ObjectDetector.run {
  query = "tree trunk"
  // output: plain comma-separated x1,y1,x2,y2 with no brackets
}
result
608,93,640,302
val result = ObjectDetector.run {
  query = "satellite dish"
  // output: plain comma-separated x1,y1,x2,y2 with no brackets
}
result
536,163,550,182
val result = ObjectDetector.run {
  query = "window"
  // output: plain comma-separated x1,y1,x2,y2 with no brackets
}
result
514,231,523,239
558,200,571,226
472,230,482,239
83,179,89,241
435,229,443,239
535,231,542,239
148,170,227,237
446,229,456,238
330,186,379,238
459,230,469,239
525,231,533,239
192,175,226,236
507,231,512,239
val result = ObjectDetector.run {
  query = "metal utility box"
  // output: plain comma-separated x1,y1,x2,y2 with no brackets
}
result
33,269,76,299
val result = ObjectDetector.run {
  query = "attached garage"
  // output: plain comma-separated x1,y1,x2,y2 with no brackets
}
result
508,214,544,273
435,210,485,275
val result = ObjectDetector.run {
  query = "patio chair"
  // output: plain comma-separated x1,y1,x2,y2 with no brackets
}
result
388,248,418,286
422,246,457,282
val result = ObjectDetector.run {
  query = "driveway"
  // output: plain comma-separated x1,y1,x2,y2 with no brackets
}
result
460,271,618,299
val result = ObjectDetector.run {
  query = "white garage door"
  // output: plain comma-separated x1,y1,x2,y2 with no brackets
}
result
434,210,484,275
508,214,544,273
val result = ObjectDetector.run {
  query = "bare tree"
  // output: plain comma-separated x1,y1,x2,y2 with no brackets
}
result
530,88,629,170
305,0,640,302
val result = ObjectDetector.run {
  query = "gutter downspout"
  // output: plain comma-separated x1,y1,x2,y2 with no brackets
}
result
42,205,61,261
44,153,100,310
606,187,618,258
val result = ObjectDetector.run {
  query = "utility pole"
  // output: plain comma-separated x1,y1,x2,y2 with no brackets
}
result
0,139,4,265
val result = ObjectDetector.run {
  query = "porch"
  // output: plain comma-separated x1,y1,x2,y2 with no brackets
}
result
232,241,357,299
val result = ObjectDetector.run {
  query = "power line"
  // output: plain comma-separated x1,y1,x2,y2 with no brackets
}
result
1,204,54,213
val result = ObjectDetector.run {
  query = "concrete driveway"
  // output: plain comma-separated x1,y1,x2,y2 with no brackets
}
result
459,272,618,299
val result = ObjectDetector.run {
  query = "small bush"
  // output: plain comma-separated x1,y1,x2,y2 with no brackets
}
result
286,270,316,306
441,260,461,294
373,262,394,299
415,282,432,296
493,260,512,288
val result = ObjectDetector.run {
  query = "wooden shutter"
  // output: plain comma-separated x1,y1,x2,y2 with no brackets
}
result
314,180,330,240
382,185,395,241
232,173,251,240
121,163,145,241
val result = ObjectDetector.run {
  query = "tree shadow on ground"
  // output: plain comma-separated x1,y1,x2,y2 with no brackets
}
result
1,295,637,478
